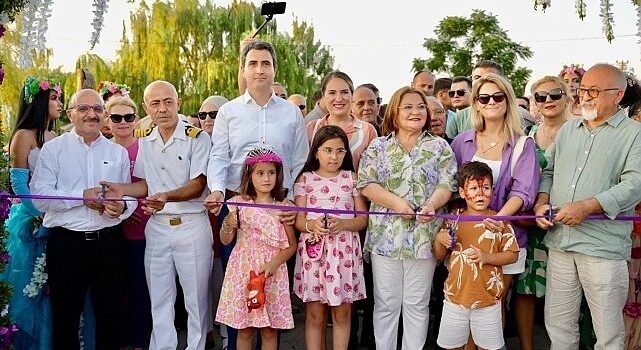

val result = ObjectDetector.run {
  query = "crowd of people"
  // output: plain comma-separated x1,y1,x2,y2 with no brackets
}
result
1,38,641,350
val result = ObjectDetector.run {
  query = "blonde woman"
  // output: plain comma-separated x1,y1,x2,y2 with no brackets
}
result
450,73,540,347
514,76,571,350
106,95,151,350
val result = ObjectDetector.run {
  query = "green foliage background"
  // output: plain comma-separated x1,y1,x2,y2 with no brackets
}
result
413,10,532,95
0,0,335,129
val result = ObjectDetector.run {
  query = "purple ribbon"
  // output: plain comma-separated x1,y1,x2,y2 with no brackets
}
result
2,193,640,222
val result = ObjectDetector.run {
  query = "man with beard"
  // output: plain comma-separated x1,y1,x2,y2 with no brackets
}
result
533,63,641,349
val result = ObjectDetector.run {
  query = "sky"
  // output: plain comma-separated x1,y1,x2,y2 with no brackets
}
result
43,0,641,101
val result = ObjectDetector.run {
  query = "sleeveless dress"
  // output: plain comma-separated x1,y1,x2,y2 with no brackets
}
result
293,170,366,306
215,196,294,330
1,148,96,350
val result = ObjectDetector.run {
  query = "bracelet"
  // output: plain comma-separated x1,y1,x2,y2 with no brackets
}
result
305,220,312,233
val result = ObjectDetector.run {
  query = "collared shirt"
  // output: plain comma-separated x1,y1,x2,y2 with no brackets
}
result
357,131,458,259
306,114,378,169
540,110,641,260
31,129,137,231
134,121,211,215
208,90,309,194
450,130,541,248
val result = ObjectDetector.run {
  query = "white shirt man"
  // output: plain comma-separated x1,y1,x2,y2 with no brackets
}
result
31,89,135,349
106,81,212,350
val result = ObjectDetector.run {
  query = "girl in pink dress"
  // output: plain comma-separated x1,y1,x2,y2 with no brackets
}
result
215,147,297,350
293,125,368,350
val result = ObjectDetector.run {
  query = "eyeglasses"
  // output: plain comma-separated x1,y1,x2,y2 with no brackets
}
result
109,113,136,123
534,88,566,103
398,104,428,113
318,147,347,156
576,87,620,99
298,105,306,110
68,104,105,114
197,111,217,120
448,89,468,98
477,92,506,104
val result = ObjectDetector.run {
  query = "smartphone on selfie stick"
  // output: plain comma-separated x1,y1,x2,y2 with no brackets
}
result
251,2,286,38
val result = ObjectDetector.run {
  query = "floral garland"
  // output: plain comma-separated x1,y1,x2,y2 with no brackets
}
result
89,0,110,50
97,81,130,99
0,139,18,348
22,252,46,298
533,0,640,43
23,76,62,104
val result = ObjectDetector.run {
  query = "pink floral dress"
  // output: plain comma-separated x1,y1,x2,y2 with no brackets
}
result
293,170,366,306
215,196,294,329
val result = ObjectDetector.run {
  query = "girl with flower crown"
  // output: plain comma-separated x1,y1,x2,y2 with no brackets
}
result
559,64,586,118
215,147,296,350
293,125,367,350
0,76,61,349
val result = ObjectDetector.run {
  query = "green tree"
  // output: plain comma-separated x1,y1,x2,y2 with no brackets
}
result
413,10,532,95
110,0,334,113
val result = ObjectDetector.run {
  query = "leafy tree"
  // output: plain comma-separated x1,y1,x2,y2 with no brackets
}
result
110,0,334,113
413,10,532,95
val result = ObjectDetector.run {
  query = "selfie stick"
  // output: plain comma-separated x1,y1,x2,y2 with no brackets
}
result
252,14,275,38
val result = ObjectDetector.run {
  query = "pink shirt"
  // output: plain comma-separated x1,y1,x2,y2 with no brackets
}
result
122,140,150,240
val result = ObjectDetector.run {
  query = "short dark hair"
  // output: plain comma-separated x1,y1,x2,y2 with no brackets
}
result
241,41,277,69
358,83,379,95
473,60,504,76
311,90,323,105
452,76,473,89
434,78,452,94
457,161,494,188
516,96,530,109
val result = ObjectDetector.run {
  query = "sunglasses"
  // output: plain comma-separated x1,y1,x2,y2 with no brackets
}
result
448,89,467,98
534,88,565,103
477,92,506,105
297,105,306,110
109,113,136,123
197,111,217,120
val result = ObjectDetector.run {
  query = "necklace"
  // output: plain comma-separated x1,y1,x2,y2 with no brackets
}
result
478,139,503,155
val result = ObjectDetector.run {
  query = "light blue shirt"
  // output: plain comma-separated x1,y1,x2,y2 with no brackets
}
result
540,110,641,260
208,90,309,194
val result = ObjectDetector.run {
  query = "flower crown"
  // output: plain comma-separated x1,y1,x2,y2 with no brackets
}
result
245,146,283,166
559,64,586,78
97,81,130,99
23,76,62,104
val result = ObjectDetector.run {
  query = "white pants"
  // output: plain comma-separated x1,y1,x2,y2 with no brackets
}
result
371,254,437,350
146,214,213,350
545,250,628,350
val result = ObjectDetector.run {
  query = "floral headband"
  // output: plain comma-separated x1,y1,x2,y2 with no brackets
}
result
97,81,130,99
245,147,283,166
23,76,62,104
559,64,586,78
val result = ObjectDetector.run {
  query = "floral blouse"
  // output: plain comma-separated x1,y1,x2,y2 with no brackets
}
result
357,132,458,259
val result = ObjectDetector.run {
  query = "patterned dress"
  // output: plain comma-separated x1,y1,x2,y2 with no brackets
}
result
515,125,549,297
215,196,294,329
293,170,366,306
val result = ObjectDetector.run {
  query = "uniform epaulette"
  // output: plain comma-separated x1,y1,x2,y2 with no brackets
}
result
133,128,153,138
185,125,203,138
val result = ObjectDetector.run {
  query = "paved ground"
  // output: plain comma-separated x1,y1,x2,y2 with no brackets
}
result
183,295,551,350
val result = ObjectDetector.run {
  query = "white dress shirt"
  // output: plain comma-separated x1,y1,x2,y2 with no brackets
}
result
134,120,211,215
208,90,309,194
31,129,137,231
